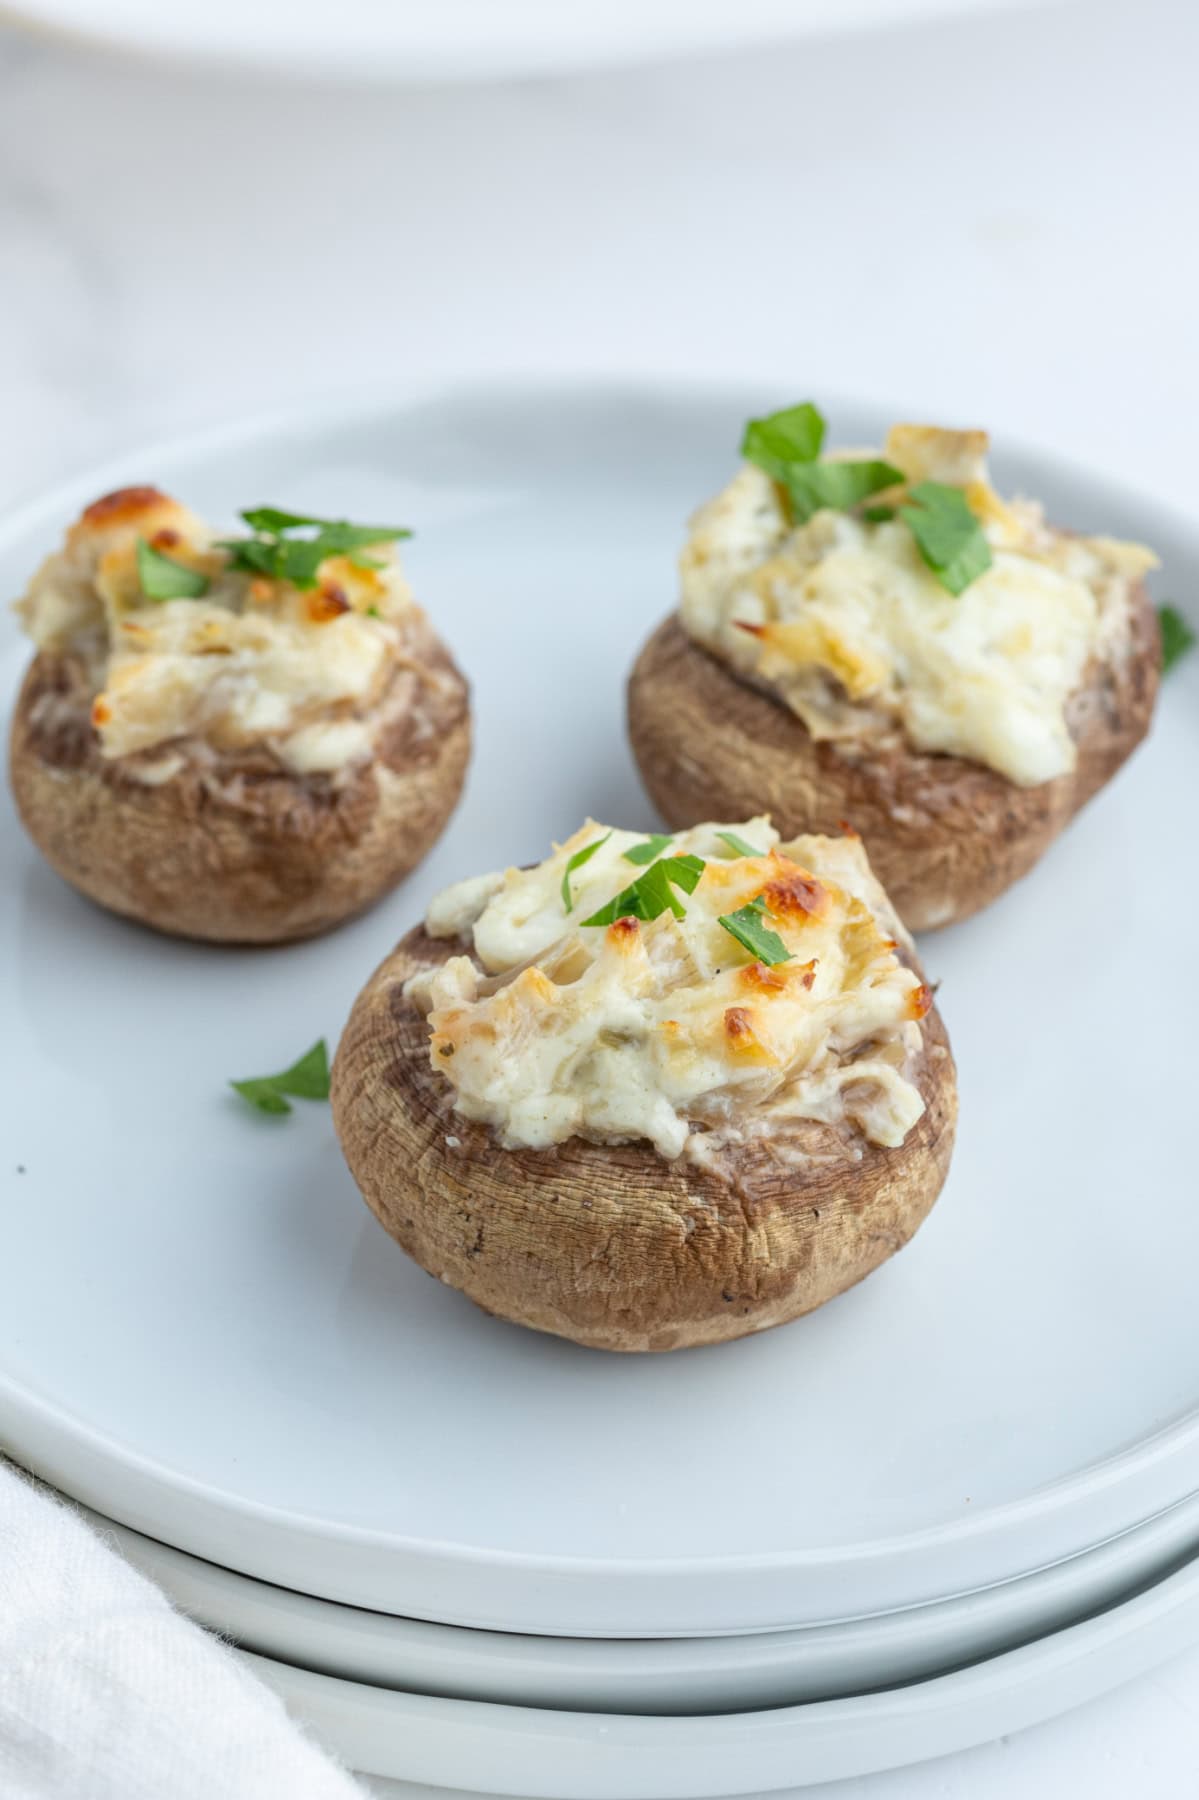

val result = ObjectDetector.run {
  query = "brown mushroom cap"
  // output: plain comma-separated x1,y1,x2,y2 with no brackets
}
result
331,925,958,1354
627,584,1160,933
8,609,471,944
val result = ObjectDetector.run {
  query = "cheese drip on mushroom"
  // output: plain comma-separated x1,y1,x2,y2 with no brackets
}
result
16,487,415,774
407,820,931,1162
679,425,1158,787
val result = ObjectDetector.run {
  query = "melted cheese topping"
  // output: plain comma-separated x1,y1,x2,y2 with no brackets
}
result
679,425,1158,787
16,487,415,773
407,820,930,1162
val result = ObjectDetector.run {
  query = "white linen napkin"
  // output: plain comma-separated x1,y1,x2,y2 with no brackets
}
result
0,1460,364,1799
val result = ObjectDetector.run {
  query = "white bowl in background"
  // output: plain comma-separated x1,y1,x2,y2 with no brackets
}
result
0,1,1067,86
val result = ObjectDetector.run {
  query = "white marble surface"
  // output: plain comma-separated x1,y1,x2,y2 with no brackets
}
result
2,0,1197,1792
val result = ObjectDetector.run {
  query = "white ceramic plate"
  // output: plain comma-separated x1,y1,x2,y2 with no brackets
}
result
1,380,1197,1637
88,1490,1199,1713
243,1551,1199,1795
0,1,1058,85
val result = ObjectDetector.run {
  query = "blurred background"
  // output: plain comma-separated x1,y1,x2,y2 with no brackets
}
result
0,0,1193,507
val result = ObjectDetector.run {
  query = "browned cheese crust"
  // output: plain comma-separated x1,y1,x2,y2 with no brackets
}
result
331,926,958,1353
626,585,1160,933
8,608,471,944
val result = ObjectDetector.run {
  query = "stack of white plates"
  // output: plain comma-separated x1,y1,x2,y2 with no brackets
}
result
53,1491,1199,1795
2,382,1198,1794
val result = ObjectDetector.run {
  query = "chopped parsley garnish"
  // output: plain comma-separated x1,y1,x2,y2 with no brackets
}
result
718,896,792,966
741,401,902,527
581,854,705,927
561,832,612,912
230,1039,331,1116
715,830,763,858
741,402,826,478
784,458,904,524
219,508,412,592
623,833,674,865
238,507,328,534
136,538,210,601
739,403,992,595
899,481,992,596
1160,604,1195,674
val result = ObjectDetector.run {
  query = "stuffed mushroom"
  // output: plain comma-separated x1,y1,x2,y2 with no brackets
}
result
332,818,957,1352
9,486,471,943
627,407,1160,931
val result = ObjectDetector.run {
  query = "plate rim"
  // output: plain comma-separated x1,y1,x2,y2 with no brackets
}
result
8,1371,1199,1634
237,1545,1199,1794
81,1486,1199,1713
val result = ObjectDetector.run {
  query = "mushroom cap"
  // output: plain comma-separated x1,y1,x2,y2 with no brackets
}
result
9,608,470,944
331,925,958,1353
627,583,1160,933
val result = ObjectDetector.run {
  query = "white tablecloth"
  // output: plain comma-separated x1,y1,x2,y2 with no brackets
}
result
0,1463,362,1798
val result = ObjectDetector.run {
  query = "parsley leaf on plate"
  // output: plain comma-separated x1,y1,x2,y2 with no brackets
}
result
899,481,992,596
136,538,210,601
1160,603,1196,674
561,832,612,912
230,1039,331,1117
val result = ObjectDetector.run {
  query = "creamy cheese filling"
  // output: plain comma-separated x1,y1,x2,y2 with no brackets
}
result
679,424,1158,787
407,820,931,1162
16,487,416,774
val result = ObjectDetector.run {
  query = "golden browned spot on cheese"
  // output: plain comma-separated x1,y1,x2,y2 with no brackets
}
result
607,916,640,951
722,1004,778,1064
739,960,787,994
81,486,170,528
307,586,352,623
908,983,932,1020
150,528,182,550
763,865,829,921
798,959,817,990
90,697,111,727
